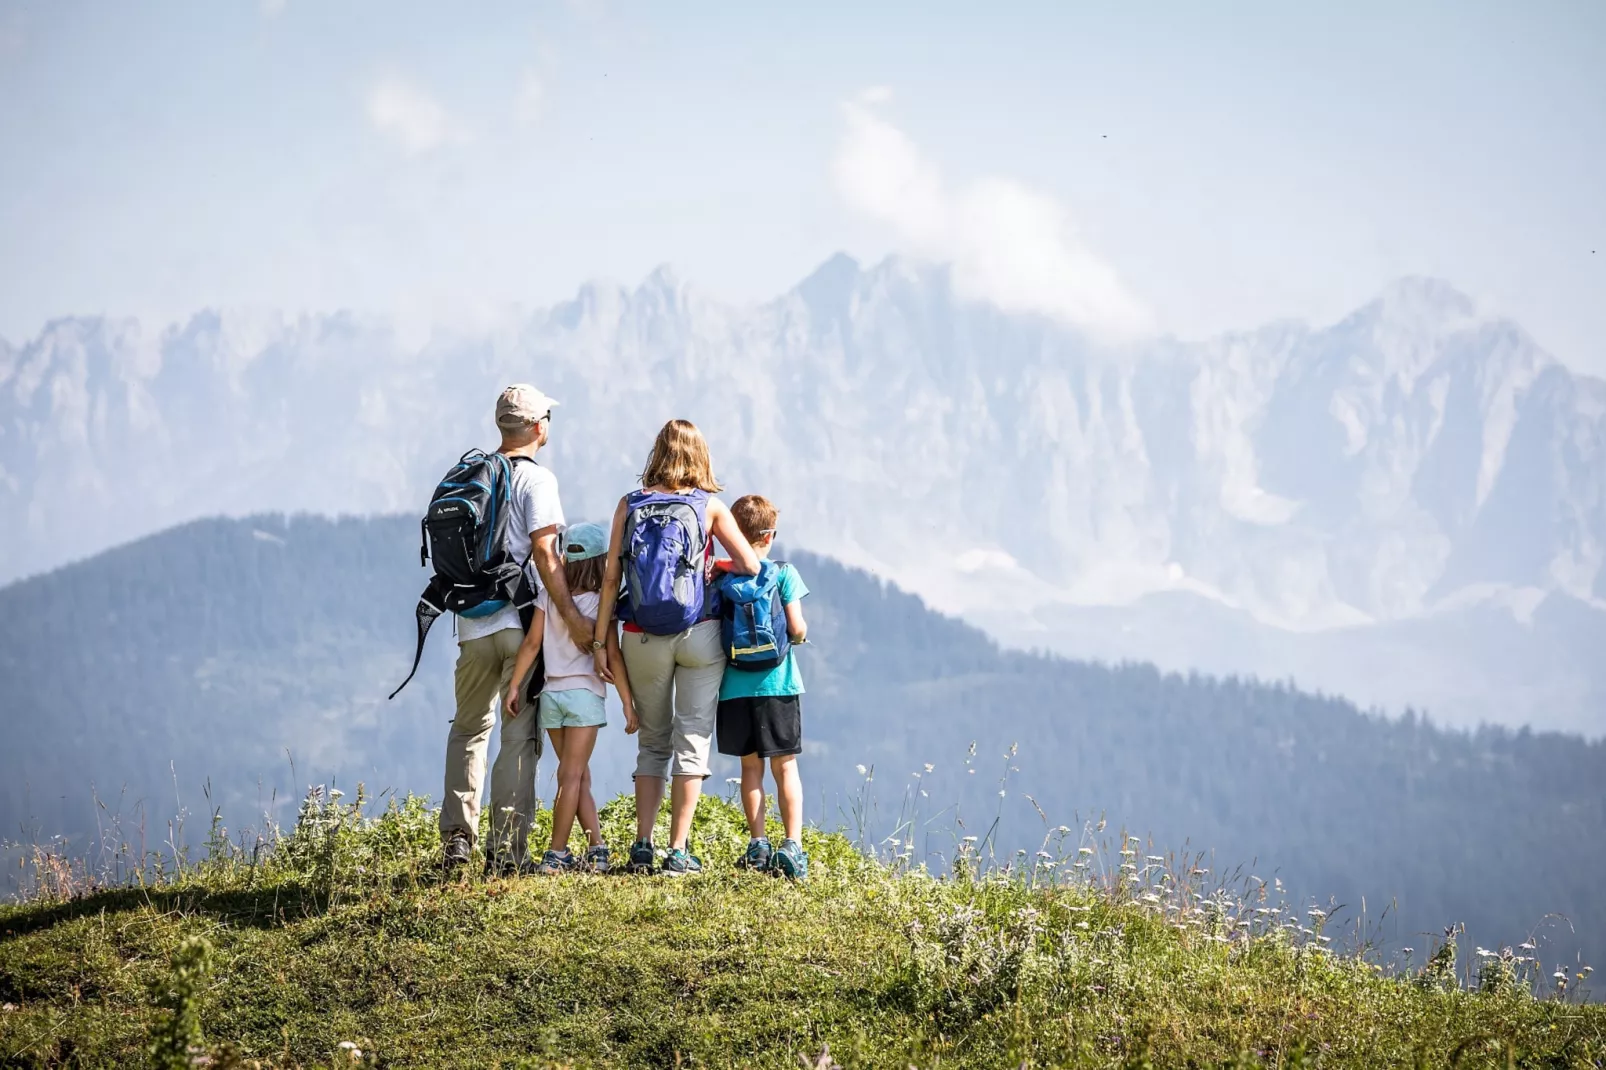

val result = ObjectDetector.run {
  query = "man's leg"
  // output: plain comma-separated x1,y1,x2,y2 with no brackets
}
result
666,620,725,850
487,628,536,865
771,754,803,843
440,634,504,849
622,632,676,846
740,753,767,839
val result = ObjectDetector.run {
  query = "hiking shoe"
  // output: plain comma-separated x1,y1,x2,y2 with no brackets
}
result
534,849,577,876
484,852,520,878
736,837,773,871
442,832,473,872
584,844,612,874
627,839,657,875
661,847,703,877
771,838,809,881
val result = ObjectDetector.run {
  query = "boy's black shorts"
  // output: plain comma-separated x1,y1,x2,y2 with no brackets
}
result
716,695,802,758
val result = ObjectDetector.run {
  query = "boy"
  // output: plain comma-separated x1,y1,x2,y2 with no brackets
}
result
715,494,811,879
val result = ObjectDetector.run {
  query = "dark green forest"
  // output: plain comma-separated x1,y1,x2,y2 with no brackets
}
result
1,514,1601,973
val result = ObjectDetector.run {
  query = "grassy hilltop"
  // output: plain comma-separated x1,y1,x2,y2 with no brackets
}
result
2,792,1601,1070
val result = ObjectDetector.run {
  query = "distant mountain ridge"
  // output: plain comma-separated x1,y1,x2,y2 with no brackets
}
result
3,256,1604,730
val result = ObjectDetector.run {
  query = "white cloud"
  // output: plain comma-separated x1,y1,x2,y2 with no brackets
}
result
364,77,458,156
515,69,545,125
832,94,1151,342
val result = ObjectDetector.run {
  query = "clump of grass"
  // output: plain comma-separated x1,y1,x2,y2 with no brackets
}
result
1,789,1601,1068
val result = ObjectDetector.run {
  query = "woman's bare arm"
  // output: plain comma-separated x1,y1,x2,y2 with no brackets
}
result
592,497,629,681
708,498,760,575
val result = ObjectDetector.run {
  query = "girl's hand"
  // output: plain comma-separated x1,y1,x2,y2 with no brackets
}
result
623,699,639,735
505,689,521,719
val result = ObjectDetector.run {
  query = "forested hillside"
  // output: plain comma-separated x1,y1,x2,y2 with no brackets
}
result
1,515,1601,971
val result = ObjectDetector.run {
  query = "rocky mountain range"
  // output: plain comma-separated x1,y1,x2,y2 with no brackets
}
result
3,255,1603,731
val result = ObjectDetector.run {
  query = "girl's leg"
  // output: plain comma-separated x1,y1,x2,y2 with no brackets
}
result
577,765,602,847
770,754,803,843
544,727,566,851
550,726,600,855
740,753,767,838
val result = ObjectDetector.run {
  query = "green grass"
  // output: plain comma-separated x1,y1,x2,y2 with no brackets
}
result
1,788,1601,1069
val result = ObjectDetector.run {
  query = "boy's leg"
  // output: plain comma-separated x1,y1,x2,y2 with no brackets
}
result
549,724,599,855
488,628,539,865
760,695,804,843
440,634,505,849
771,754,803,843
666,621,724,850
718,697,765,837
622,633,675,845
740,753,767,839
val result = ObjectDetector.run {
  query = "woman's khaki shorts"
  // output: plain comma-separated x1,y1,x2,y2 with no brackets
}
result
620,619,724,779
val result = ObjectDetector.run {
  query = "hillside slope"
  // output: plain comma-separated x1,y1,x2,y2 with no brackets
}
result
0,515,1602,972
2,795,1601,1069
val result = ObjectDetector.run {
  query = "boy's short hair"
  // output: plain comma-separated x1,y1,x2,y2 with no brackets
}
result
731,494,778,543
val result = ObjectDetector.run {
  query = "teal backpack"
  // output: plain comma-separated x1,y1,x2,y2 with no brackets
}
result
718,560,790,672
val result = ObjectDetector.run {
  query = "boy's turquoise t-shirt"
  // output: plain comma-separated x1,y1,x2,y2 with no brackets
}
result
719,562,809,700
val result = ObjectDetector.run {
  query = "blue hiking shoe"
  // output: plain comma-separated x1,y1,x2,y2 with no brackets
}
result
534,849,577,876
771,838,809,881
627,839,657,875
660,847,703,877
737,837,774,871
584,843,612,874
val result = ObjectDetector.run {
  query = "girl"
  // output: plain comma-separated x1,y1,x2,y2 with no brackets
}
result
593,419,760,876
506,521,636,874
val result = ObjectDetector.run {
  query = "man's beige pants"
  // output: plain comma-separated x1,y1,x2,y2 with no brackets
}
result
440,628,541,863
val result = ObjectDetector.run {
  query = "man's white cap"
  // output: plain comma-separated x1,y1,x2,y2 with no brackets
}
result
495,384,558,429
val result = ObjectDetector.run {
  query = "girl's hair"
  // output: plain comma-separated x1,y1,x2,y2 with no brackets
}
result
564,554,606,595
640,419,722,492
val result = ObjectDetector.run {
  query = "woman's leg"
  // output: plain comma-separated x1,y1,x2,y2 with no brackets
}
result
623,634,676,844
550,725,600,855
771,754,803,843
740,753,767,838
667,621,725,850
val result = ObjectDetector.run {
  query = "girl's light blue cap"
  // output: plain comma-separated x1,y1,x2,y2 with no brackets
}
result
563,522,608,562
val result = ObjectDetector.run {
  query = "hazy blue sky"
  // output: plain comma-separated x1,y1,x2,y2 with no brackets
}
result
1,1,1602,369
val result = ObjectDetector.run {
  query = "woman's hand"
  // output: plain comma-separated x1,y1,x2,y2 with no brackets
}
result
593,646,614,683
623,697,639,735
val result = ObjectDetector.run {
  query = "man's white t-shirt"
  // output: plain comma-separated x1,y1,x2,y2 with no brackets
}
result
456,457,565,643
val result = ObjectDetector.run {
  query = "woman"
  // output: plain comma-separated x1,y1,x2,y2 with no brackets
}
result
592,419,759,875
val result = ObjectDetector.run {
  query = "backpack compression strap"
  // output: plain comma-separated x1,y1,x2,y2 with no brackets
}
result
388,575,450,701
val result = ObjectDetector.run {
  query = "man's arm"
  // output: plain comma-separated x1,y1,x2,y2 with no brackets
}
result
530,525,592,651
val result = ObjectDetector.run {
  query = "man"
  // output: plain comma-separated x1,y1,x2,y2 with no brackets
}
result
440,384,593,873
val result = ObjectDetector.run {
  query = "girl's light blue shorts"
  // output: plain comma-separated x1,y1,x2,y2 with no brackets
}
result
538,688,607,729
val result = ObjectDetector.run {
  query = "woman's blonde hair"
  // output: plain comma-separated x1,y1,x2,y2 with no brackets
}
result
640,419,722,492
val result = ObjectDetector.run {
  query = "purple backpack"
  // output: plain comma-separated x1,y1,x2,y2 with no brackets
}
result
619,489,713,635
